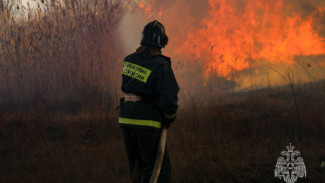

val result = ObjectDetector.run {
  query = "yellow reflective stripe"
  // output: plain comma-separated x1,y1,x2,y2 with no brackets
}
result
122,62,152,83
119,117,161,128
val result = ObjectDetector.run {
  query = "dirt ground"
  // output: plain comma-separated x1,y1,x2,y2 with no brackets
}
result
1,84,325,183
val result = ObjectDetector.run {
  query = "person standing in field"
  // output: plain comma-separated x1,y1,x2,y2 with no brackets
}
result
118,20,179,183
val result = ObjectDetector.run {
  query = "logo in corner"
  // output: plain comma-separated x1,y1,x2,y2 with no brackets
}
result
275,143,306,183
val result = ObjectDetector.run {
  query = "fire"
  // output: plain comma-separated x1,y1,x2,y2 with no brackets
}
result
139,2,152,14
182,0,325,77
131,0,325,81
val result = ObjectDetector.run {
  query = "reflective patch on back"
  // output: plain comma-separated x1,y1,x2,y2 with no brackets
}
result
122,62,152,83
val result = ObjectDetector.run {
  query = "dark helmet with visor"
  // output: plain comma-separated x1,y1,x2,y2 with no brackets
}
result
140,20,168,48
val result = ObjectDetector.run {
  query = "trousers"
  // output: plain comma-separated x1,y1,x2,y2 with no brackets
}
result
121,126,171,183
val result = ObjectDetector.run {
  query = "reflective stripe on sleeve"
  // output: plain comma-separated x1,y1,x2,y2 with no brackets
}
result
118,117,161,128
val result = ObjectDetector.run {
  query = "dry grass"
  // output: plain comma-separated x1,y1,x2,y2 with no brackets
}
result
1,82,325,182
1,1,325,182
169,81,325,182
0,0,123,112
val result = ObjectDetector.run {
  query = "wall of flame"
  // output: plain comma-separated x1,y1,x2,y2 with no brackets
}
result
117,0,325,92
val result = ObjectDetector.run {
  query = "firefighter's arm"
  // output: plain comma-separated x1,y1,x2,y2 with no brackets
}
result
156,63,180,127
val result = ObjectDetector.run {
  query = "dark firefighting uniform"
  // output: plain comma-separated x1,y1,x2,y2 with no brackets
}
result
119,52,179,183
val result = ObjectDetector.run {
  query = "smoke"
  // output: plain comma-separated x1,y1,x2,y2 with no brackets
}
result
117,12,146,54
116,0,208,54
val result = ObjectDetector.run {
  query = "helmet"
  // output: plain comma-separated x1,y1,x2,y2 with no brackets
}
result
140,20,168,48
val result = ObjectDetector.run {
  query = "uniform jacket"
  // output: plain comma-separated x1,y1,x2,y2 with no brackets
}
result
118,52,179,128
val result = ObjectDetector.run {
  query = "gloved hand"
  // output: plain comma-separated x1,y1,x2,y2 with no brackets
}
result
163,113,177,129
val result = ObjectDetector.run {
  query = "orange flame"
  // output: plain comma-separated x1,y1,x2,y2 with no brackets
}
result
135,0,325,79
139,2,152,14
180,0,325,77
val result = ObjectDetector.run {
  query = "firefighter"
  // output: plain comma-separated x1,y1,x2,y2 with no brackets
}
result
118,20,179,183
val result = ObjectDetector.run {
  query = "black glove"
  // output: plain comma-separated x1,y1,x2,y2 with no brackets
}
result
163,113,177,129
